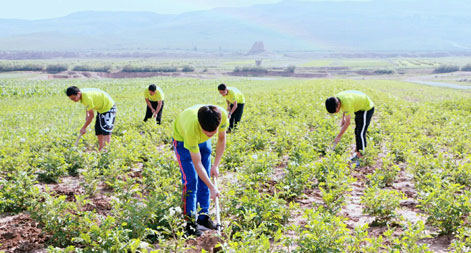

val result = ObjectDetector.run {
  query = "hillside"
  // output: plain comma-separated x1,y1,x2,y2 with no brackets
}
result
0,0,470,52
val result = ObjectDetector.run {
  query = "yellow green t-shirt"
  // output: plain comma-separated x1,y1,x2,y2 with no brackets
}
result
336,90,374,116
80,88,115,114
223,87,245,104
144,87,165,102
173,105,229,153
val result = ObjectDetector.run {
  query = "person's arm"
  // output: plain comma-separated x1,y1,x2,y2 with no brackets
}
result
145,98,155,114
226,100,231,116
229,101,238,118
80,109,94,134
155,100,163,116
334,114,351,144
340,112,346,127
210,130,226,178
190,151,220,200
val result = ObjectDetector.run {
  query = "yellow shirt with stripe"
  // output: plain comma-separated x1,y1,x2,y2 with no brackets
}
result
80,88,115,114
337,90,374,116
173,105,228,153
144,87,165,102
223,87,245,104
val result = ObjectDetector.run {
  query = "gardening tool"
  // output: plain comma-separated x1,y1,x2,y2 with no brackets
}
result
75,133,83,147
213,177,222,236
331,142,337,151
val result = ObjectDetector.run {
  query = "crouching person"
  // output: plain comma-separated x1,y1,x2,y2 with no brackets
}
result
325,90,374,162
172,105,228,236
66,86,116,151
143,84,165,124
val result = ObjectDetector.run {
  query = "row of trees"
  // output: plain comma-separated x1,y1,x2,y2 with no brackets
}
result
0,63,195,73
434,64,471,73
233,65,296,73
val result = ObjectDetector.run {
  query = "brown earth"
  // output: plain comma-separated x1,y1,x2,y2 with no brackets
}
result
185,231,224,253
0,213,48,253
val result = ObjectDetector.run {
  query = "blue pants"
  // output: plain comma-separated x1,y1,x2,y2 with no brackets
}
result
173,139,212,219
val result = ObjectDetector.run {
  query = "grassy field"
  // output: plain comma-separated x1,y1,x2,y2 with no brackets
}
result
1,76,471,252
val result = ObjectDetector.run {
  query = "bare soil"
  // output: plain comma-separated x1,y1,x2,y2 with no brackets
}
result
0,213,48,253
185,231,224,253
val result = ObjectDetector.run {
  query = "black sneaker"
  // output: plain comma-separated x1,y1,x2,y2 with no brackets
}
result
350,154,359,161
186,222,203,237
197,216,218,230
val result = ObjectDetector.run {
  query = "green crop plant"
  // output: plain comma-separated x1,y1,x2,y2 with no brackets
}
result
367,154,400,187
0,171,39,212
318,160,354,214
383,221,432,252
313,153,349,184
449,226,471,252
294,207,352,252
224,184,290,238
361,185,405,224
29,192,97,247
418,183,471,234
278,162,316,200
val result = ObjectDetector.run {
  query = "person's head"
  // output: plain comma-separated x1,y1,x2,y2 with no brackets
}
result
325,97,341,113
198,105,222,137
218,83,228,96
148,84,157,95
66,86,81,102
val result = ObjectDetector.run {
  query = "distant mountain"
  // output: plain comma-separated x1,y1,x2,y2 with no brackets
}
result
0,0,470,52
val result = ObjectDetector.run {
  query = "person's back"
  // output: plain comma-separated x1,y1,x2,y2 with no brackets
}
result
173,105,224,152
80,88,115,113
336,90,374,116
226,87,245,104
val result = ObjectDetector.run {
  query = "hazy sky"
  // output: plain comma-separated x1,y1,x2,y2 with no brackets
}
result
0,0,369,20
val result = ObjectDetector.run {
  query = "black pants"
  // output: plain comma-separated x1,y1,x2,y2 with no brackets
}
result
229,103,244,131
354,107,374,152
144,101,164,124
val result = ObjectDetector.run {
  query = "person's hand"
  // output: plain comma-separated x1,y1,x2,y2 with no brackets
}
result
80,127,87,135
334,136,341,145
210,187,220,200
228,113,232,119
210,165,219,178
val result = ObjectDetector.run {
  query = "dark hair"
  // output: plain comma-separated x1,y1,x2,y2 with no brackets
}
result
325,97,339,113
217,83,227,91
148,84,156,91
66,86,80,96
198,105,222,132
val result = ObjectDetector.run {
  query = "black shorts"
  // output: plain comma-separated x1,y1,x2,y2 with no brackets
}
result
95,105,116,136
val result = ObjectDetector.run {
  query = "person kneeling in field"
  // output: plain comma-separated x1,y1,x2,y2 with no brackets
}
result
172,105,228,236
217,83,245,132
325,90,375,163
66,86,116,151
143,84,164,124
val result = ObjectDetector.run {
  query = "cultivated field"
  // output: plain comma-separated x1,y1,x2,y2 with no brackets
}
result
1,76,471,252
